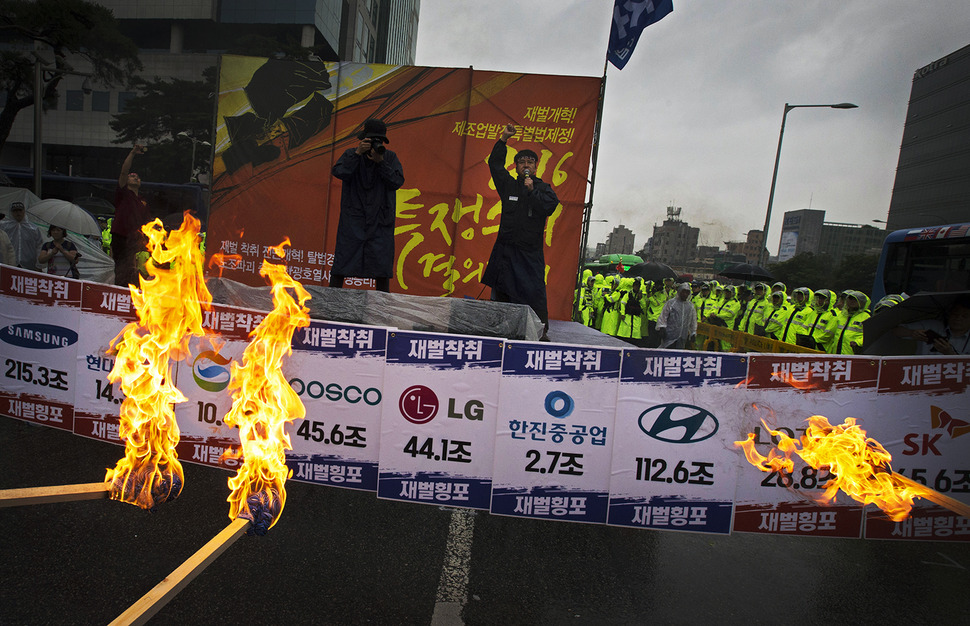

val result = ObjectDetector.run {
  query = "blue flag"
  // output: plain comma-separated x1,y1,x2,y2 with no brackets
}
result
607,0,673,70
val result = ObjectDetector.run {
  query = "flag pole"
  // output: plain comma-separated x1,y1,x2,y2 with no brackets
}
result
573,57,609,321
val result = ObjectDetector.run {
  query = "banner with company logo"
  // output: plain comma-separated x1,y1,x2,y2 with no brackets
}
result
2,267,969,541
378,330,503,509
207,56,600,320
865,356,970,541
609,349,748,534
73,282,135,444
0,267,82,433
171,302,266,471
732,355,881,538
491,341,622,523
285,320,388,492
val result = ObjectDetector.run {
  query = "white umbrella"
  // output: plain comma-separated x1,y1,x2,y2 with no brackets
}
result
27,199,101,237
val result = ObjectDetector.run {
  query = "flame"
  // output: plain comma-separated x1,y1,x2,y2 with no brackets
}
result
223,239,310,534
207,252,243,278
735,415,944,521
105,214,211,509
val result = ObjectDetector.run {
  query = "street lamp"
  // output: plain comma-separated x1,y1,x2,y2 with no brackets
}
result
33,53,92,197
177,131,211,183
760,102,858,266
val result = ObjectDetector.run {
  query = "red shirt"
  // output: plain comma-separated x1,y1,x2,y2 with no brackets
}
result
113,186,151,236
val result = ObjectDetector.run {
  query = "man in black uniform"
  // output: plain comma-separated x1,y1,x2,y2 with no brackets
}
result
482,122,561,340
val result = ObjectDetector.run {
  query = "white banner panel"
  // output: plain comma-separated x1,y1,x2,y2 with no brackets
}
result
0,267,82,432
172,303,264,471
286,321,388,492
732,355,881,538
491,341,621,523
610,350,748,534
73,281,136,444
378,331,502,509
866,356,970,541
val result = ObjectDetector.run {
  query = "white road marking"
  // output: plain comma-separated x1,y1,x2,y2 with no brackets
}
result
431,508,475,625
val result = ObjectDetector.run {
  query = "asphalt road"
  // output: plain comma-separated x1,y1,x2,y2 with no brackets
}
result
2,416,969,625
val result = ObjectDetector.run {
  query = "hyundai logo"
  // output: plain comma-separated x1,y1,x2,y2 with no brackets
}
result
638,403,719,444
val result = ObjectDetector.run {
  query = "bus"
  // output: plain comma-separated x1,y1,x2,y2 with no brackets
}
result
583,253,643,276
872,223,970,302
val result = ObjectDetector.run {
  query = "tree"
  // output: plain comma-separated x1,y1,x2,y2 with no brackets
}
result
109,67,217,183
0,0,141,152
768,251,879,296
831,253,879,295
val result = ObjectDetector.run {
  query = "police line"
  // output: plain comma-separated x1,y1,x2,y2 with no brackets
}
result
1,266,967,542
695,321,822,354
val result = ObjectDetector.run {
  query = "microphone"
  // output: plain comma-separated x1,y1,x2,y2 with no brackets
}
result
523,168,531,178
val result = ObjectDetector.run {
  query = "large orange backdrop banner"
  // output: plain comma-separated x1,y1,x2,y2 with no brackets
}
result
206,55,601,320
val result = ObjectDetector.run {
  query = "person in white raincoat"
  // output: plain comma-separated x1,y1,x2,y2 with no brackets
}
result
656,283,698,349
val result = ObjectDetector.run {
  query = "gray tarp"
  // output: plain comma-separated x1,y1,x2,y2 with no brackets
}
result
206,277,545,341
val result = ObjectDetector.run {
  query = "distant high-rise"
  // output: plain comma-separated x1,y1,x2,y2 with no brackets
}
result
886,44,970,230
604,224,636,255
649,207,698,266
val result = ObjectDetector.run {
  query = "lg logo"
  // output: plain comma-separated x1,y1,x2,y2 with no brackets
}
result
398,385,484,425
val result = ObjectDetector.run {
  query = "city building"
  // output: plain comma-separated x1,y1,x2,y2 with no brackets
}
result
817,222,887,263
601,224,635,256
724,229,766,265
777,209,886,264
886,43,970,230
647,206,698,267
1,0,421,180
777,209,825,262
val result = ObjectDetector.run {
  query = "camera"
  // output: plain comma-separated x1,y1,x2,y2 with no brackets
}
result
924,329,944,344
369,137,386,155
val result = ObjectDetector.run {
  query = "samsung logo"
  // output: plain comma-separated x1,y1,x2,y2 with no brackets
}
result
0,323,78,349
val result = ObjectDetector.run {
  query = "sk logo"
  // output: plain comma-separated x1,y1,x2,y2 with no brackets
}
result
931,405,969,438
192,350,232,392
399,385,439,424
638,403,718,444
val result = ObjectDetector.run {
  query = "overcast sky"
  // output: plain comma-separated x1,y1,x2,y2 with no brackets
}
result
414,0,969,254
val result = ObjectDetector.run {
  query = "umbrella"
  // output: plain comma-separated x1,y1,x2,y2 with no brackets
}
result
626,261,678,282
27,199,101,237
73,195,115,216
718,262,774,282
862,290,970,354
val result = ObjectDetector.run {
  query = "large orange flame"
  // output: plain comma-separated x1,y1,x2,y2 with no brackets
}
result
105,214,211,509
736,415,946,521
223,240,310,534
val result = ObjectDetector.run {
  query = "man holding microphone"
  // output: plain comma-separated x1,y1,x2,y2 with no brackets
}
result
482,122,560,340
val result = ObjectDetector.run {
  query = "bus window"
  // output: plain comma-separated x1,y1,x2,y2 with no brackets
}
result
874,224,970,301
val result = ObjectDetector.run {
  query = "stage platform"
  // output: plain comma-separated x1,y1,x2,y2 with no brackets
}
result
207,278,627,348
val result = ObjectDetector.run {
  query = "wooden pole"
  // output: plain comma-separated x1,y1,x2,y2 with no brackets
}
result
894,472,970,519
0,482,110,508
109,517,251,626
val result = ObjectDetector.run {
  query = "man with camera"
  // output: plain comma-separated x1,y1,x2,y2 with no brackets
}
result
893,296,970,355
481,122,561,340
330,118,405,292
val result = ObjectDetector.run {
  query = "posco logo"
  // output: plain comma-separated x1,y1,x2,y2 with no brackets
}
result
290,378,382,406
638,403,719,444
0,323,78,350
192,350,232,393
544,390,574,418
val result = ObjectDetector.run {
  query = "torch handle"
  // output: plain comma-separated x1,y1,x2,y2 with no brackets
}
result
893,472,970,519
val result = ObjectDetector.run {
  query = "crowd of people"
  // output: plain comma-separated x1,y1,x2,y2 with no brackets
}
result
574,272,970,356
